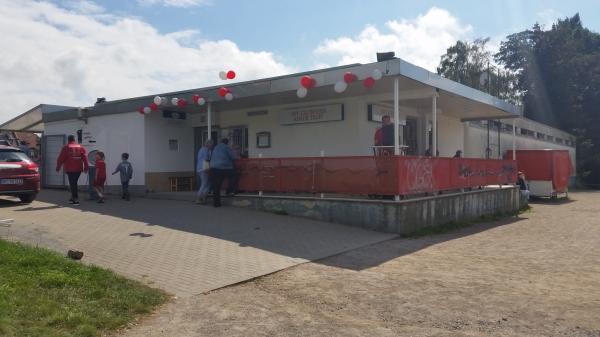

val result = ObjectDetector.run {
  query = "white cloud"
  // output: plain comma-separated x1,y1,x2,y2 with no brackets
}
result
137,0,212,8
0,0,293,122
61,0,105,14
536,9,563,30
313,7,472,72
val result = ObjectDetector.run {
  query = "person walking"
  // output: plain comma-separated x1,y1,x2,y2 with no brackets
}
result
209,138,235,207
195,140,213,204
56,135,89,205
112,153,133,200
92,151,107,203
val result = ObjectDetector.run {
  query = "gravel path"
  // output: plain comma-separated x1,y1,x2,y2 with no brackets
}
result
119,191,600,337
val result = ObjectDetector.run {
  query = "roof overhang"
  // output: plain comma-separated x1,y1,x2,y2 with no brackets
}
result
16,58,522,125
0,104,75,132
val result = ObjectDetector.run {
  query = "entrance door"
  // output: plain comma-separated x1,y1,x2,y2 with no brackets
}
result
42,135,65,188
404,117,418,156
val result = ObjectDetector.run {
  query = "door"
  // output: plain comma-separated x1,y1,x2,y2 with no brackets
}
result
404,117,418,156
42,135,65,188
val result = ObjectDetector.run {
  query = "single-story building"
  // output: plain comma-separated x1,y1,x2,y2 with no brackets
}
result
1,57,575,194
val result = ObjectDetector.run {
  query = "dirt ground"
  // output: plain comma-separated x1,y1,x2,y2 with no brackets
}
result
118,191,600,337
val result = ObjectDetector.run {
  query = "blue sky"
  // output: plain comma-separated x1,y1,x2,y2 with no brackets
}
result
0,0,598,121
95,0,599,67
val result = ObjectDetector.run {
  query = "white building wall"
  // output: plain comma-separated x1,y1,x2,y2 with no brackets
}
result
465,125,576,169
191,95,421,158
43,112,146,186
436,114,465,157
144,111,194,172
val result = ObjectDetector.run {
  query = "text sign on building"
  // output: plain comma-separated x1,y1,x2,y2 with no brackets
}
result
279,104,344,125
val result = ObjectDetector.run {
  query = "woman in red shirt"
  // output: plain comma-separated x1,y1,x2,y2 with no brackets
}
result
93,151,107,203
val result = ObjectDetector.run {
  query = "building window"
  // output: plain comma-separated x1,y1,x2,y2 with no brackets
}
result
256,132,271,148
521,128,535,137
169,139,178,151
537,133,546,140
556,138,563,144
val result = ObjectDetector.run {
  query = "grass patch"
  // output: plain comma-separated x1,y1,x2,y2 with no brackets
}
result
269,208,289,216
403,209,525,238
0,240,166,337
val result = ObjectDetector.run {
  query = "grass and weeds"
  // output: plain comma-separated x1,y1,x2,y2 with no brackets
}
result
403,207,530,238
0,239,166,337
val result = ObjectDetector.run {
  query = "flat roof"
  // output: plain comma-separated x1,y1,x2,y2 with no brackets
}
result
4,58,524,127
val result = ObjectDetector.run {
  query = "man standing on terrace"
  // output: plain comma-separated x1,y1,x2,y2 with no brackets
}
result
374,115,395,155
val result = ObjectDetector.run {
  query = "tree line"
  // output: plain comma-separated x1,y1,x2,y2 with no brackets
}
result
437,14,600,186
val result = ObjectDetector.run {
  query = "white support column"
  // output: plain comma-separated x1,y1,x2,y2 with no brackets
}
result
393,77,400,156
432,95,437,157
207,102,212,142
512,118,516,159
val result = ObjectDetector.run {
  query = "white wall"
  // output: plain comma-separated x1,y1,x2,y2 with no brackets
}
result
144,111,194,172
44,112,146,186
436,114,465,157
465,123,576,171
191,95,420,158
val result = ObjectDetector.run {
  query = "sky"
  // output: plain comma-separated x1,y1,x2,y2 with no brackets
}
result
1,0,598,124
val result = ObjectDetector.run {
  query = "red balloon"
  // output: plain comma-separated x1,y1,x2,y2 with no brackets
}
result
300,75,314,89
363,77,376,88
218,87,229,97
226,70,236,79
149,103,158,111
177,99,187,107
343,72,356,84
192,94,200,103
138,106,145,115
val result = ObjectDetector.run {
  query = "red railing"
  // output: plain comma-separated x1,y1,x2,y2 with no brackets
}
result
238,156,517,196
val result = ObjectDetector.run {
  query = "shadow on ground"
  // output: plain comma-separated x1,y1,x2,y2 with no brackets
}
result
2,189,530,271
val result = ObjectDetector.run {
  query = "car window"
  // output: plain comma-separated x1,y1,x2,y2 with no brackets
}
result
0,150,30,162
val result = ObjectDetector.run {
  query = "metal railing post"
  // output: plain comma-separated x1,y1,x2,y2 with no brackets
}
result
258,153,263,197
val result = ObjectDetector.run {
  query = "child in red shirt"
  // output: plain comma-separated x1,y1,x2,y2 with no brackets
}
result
93,151,107,203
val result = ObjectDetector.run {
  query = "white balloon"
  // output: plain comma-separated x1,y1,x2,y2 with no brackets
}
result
224,92,234,101
143,107,151,114
197,97,206,106
334,81,348,93
219,71,227,80
153,96,162,105
372,68,383,80
296,87,308,98
171,97,179,106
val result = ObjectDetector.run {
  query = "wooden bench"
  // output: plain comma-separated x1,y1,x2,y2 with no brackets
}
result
169,176,195,192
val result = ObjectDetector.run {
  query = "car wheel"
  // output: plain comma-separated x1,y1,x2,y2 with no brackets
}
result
19,194,36,204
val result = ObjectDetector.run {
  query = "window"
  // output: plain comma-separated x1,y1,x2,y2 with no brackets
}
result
556,138,564,144
537,133,546,140
256,132,271,148
0,149,30,162
520,128,535,137
168,139,178,151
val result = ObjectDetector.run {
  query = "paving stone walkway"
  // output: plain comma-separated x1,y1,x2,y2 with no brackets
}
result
0,190,394,297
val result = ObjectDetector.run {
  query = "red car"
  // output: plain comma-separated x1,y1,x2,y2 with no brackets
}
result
0,145,40,203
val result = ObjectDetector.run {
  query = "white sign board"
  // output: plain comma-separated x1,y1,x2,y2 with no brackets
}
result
279,104,344,125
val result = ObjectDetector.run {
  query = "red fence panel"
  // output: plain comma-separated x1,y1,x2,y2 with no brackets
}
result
238,156,516,196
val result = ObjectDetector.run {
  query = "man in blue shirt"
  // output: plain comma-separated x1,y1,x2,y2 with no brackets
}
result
209,138,236,207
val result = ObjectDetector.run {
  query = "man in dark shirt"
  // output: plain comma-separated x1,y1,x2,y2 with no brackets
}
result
374,115,394,155
516,171,530,200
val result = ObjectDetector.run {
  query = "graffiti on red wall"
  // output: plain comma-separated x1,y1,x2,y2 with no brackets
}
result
406,158,434,192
